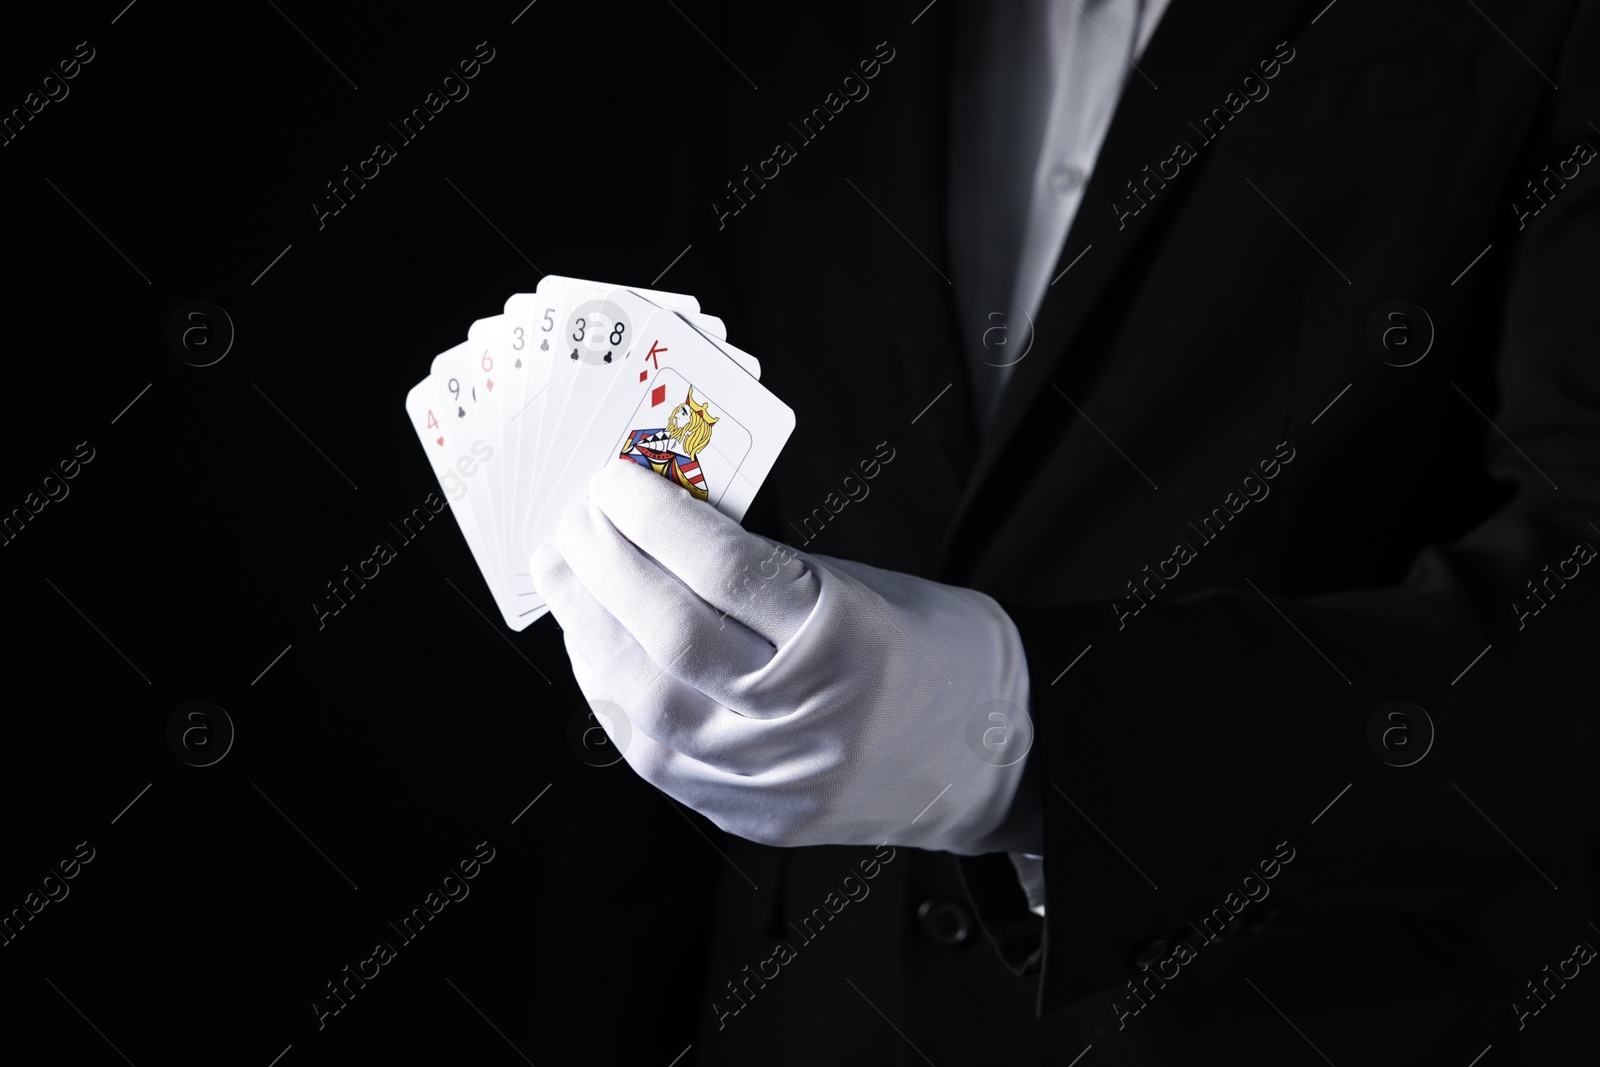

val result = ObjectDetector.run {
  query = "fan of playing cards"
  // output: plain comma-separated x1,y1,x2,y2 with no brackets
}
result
405,276,796,631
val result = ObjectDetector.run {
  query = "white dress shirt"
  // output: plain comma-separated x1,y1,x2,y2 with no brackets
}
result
950,0,1172,916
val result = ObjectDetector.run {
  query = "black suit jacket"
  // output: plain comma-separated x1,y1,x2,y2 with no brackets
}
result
531,1,1600,1063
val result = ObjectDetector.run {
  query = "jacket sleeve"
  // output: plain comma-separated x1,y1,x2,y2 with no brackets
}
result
964,1,1600,1017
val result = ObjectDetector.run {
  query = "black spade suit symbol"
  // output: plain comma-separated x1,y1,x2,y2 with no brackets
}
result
570,348,579,360
515,358,522,368
602,351,612,363
457,406,465,417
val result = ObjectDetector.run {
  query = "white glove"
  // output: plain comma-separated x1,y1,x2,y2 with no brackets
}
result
529,458,1036,855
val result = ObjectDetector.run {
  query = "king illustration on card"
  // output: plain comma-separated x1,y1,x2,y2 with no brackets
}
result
620,385,720,501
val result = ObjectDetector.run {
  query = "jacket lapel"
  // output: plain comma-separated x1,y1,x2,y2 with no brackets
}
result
935,0,1322,580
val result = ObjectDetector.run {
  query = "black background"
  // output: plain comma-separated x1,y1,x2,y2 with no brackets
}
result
0,1,795,1062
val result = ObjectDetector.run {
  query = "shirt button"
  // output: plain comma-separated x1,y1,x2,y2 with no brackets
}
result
1247,908,1281,934
1050,165,1086,193
1132,936,1169,969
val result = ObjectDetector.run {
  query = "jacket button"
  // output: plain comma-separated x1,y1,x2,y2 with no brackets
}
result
916,897,972,947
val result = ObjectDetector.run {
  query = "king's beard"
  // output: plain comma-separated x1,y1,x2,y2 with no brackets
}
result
667,412,689,451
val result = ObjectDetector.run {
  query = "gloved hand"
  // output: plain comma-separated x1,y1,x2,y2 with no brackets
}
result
529,458,1037,855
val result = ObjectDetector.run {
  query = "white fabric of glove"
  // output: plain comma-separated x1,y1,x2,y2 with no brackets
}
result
529,457,1035,856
